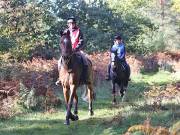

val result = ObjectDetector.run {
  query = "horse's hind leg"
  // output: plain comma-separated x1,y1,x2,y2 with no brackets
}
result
118,81,128,102
73,93,78,115
81,85,89,102
120,84,124,98
87,84,94,116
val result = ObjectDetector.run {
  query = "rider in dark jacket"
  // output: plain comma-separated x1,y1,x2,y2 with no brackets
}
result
106,35,130,81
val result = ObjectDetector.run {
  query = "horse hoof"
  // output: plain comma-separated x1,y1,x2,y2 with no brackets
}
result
112,101,116,105
89,111,94,116
70,114,79,121
64,120,70,125
74,110,78,115
55,80,61,86
74,115,79,121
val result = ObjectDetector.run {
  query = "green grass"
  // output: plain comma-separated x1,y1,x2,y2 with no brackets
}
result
0,71,179,135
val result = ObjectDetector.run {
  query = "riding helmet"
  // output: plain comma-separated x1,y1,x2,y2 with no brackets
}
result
114,35,122,40
67,16,76,23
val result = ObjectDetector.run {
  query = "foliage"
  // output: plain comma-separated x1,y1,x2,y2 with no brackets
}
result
171,0,180,13
18,81,59,111
18,82,36,109
144,0,180,51
0,36,15,53
0,0,179,60
0,0,55,60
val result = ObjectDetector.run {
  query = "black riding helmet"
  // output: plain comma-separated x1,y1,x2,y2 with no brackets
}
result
114,35,122,40
67,16,76,23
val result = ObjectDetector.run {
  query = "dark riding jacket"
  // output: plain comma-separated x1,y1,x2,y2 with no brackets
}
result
111,43,126,62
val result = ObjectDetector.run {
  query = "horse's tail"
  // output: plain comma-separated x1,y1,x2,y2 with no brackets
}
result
85,85,96,101
81,85,96,102
87,58,92,67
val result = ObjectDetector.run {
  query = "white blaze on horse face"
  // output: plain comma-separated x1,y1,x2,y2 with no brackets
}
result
68,23,76,30
64,38,68,44
111,62,115,66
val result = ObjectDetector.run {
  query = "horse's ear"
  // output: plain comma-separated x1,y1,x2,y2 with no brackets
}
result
60,30,63,37
66,30,70,36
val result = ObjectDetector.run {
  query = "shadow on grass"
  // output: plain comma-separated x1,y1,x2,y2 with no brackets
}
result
0,102,179,135
132,103,180,127
0,116,124,135
0,110,157,135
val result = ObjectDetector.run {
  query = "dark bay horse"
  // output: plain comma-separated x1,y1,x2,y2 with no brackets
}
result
110,54,130,104
59,31,94,125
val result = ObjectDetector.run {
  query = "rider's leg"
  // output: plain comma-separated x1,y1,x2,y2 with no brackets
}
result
124,61,131,81
105,63,111,80
79,52,89,83
106,53,115,80
127,64,131,81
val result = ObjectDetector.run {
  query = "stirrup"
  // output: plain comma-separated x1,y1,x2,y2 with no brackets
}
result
55,80,61,86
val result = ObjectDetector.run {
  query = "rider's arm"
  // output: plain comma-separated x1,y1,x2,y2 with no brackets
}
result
110,45,117,62
110,45,117,53
75,29,84,50
118,44,125,59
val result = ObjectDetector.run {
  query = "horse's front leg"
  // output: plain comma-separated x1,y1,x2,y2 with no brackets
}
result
87,84,94,116
65,85,78,125
63,86,70,125
112,81,116,104
120,84,124,97
121,81,128,102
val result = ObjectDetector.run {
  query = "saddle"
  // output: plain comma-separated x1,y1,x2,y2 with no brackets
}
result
119,61,128,71
111,60,130,79
75,53,90,84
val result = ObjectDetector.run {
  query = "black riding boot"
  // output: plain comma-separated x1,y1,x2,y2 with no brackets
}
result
127,64,131,81
105,64,111,81
124,61,131,81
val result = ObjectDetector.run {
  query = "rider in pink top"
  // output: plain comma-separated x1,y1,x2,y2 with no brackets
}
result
56,17,89,85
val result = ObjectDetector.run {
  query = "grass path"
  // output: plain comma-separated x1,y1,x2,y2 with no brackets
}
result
0,71,179,135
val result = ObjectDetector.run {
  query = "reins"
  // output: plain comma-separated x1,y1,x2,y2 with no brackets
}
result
62,52,74,66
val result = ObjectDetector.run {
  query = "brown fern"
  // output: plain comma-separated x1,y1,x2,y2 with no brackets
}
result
170,121,180,135
127,125,154,134
125,118,170,135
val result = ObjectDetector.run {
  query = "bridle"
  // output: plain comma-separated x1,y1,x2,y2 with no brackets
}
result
61,53,74,66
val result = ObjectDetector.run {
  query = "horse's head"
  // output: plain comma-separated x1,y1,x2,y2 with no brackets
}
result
110,52,118,70
60,30,73,57
110,52,128,78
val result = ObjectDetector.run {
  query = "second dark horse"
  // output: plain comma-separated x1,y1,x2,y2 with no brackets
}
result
109,54,130,104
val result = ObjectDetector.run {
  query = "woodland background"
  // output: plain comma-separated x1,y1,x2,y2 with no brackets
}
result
0,0,180,135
